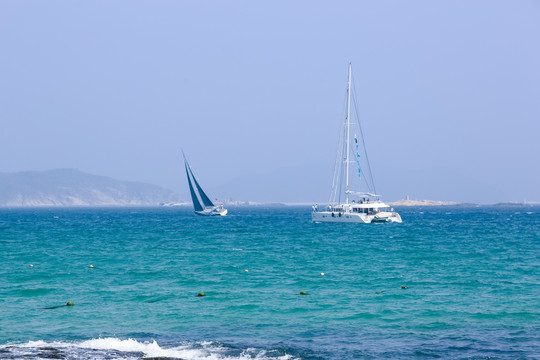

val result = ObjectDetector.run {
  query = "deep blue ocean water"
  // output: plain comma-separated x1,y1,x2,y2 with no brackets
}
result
0,206,538,359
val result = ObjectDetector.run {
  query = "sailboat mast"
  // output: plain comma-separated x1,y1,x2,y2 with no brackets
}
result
345,62,352,204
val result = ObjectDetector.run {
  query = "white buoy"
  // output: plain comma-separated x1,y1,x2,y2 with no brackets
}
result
320,272,325,276
89,265,94,268
29,264,33,268
244,269,249,272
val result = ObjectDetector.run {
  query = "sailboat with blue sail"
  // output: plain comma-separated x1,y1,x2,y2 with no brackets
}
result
183,153,227,216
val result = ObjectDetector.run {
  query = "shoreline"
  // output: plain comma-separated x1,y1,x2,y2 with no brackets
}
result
0,202,538,209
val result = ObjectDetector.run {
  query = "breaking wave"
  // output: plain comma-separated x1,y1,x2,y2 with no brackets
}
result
0,338,299,360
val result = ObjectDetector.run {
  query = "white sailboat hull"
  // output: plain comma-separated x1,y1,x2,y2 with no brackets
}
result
195,207,228,216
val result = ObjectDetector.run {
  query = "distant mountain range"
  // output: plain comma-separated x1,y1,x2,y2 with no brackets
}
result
0,169,182,207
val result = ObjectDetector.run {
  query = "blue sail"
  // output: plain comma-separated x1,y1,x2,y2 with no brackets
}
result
185,163,204,212
187,164,215,207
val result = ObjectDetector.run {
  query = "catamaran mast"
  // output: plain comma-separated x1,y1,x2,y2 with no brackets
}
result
345,62,352,204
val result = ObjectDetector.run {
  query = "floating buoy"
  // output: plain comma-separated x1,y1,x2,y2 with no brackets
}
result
197,292,206,297
299,291,307,295
401,286,407,289
244,269,249,272
29,264,33,268
319,272,325,276
41,301,74,309
89,265,94,268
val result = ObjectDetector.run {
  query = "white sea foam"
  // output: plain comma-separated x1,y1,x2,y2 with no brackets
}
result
13,339,71,348
1,338,297,360
80,338,186,358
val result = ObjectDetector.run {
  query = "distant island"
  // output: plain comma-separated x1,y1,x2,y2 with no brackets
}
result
387,197,537,207
388,197,457,206
0,169,182,207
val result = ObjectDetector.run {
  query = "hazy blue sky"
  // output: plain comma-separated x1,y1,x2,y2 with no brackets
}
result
1,1,539,203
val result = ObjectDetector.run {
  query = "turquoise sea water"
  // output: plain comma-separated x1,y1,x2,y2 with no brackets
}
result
0,206,538,359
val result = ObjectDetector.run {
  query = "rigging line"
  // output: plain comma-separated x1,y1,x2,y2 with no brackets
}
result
352,132,375,194
352,141,374,193
351,79,377,195
337,121,348,205
329,90,349,206
351,138,374,194
329,127,342,206
337,87,350,205
334,129,343,205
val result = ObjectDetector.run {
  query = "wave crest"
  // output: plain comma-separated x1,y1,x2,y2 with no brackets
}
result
0,338,297,360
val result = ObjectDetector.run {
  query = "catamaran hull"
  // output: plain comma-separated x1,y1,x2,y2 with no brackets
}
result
312,211,401,223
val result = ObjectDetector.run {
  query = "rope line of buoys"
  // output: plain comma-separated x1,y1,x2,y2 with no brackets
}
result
29,262,409,307
27,264,99,269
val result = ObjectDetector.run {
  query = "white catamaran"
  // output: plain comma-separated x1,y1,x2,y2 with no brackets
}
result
312,63,402,223
183,153,227,216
